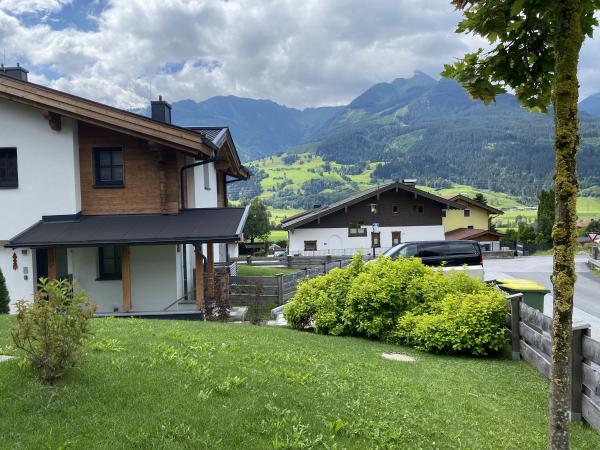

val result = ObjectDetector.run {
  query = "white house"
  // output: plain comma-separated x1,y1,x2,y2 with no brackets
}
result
281,181,464,256
0,66,249,315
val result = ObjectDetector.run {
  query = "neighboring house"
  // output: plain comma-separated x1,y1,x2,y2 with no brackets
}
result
281,181,464,256
442,194,504,251
0,67,250,314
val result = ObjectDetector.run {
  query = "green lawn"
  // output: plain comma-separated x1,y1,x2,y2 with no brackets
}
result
236,265,299,277
268,229,288,242
1,317,599,449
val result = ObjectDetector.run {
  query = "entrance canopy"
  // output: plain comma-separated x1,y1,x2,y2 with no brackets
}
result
6,207,249,248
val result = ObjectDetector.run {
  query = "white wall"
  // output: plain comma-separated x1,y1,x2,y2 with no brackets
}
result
288,226,445,256
69,245,178,313
130,245,178,312
193,161,217,208
0,99,80,239
0,99,80,310
69,247,123,313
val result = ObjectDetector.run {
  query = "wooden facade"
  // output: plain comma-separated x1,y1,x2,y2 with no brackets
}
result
78,123,182,215
296,189,446,230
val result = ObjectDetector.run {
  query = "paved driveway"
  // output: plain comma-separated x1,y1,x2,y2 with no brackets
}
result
485,255,600,336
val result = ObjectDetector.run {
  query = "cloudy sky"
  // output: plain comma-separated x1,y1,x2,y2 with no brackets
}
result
1,0,599,109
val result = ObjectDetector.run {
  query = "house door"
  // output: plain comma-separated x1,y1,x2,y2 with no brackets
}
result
35,249,48,281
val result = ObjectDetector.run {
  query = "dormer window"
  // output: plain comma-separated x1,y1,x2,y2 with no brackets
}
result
0,148,18,188
94,147,123,186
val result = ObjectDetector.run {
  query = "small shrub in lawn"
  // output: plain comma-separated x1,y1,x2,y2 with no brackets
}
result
0,266,9,314
11,278,96,384
393,290,507,355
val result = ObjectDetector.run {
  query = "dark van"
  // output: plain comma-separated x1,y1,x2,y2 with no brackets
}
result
382,240,483,267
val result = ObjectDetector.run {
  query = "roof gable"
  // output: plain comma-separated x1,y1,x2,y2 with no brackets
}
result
281,182,465,229
0,75,212,157
447,194,504,215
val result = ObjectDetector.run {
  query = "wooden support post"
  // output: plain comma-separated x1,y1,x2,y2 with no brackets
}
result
276,273,284,305
195,247,205,311
509,294,522,361
571,323,590,422
121,246,132,312
207,243,215,299
47,248,57,280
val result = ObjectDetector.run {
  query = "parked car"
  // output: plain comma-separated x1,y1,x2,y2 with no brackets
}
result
382,240,484,278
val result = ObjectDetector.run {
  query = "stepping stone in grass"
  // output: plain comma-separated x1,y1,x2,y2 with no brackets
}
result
381,352,415,362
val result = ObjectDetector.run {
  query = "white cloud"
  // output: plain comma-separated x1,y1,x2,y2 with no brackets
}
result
0,0,70,15
0,0,598,109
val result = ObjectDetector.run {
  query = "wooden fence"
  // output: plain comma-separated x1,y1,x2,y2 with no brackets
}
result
506,293,600,430
229,258,353,306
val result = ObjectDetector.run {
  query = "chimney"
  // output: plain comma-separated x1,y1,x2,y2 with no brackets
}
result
151,95,172,123
313,204,322,209
0,63,28,82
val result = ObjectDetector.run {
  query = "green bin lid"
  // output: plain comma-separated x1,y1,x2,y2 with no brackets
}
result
497,278,550,293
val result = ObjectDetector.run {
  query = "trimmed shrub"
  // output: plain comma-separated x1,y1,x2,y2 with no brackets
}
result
11,278,96,384
393,290,507,356
0,267,9,314
343,257,430,339
284,254,365,333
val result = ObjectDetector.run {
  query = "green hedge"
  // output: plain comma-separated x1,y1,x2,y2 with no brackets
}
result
284,255,506,356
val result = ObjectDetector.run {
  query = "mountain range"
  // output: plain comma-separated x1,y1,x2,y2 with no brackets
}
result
142,72,600,209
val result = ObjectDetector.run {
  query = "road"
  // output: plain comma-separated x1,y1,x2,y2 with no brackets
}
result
486,255,600,332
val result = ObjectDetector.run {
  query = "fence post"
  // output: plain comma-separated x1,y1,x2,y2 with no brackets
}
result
509,293,522,361
246,255,252,265
287,255,292,268
571,323,590,422
323,261,328,274
276,273,284,305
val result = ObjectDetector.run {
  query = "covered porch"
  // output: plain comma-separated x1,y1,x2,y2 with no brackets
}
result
6,207,249,315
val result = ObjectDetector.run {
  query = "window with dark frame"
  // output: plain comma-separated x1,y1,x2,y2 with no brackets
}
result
348,219,367,237
412,204,424,215
0,148,18,188
370,203,379,216
94,147,124,186
441,209,447,218
392,204,400,215
392,231,401,246
304,240,317,251
464,208,471,217
98,246,122,280
371,232,381,248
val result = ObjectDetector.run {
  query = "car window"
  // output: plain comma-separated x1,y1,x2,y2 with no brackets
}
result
399,244,418,258
446,243,478,255
417,242,448,257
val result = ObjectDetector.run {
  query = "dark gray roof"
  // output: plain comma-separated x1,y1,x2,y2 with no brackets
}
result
186,127,228,145
280,181,465,230
6,207,249,248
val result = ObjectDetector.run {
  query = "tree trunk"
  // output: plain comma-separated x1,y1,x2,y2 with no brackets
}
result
549,1,583,448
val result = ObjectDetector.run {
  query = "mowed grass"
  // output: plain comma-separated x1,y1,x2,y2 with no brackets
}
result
236,265,299,277
1,317,600,449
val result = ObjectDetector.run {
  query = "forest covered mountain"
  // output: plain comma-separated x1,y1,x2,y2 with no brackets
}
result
154,72,600,210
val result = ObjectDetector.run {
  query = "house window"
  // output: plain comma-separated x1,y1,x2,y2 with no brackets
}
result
392,231,401,246
370,203,379,216
304,240,317,251
203,163,211,190
348,220,367,237
412,204,424,215
371,232,381,248
441,209,447,218
392,204,400,215
98,246,122,280
0,147,18,188
94,147,123,186
464,209,471,217
468,225,474,229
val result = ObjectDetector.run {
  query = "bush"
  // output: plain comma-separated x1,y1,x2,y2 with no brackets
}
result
0,267,9,314
11,278,96,384
344,257,430,339
393,290,507,356
284,254,365,333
